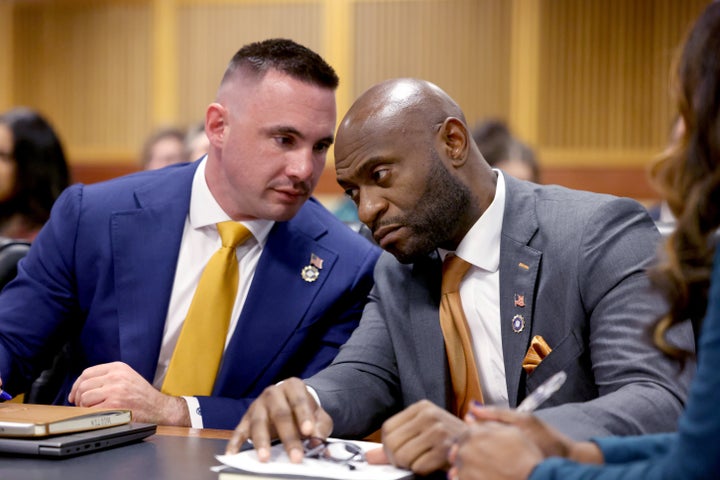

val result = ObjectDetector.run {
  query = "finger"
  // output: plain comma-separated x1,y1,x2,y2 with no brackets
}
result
385,403,464,472
69,362,116,403
247,404,276,462
268,398,306,463
68,375,89,404
365,446,390,465
447,442,458,463
469,405,526,425
283,379,317,437
380,401,428,466
226,417,251,455
75,383,111,408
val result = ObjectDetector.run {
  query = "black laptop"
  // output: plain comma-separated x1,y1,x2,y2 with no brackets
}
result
0,422,156,457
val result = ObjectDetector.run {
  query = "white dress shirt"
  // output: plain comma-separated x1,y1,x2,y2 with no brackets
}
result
152,157,274,427
440,170,509,406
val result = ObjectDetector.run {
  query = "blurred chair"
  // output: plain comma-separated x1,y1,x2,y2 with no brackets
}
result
0,237,30,290
0,237,69,404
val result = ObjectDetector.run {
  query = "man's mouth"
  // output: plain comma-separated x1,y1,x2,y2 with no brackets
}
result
373,224,403,248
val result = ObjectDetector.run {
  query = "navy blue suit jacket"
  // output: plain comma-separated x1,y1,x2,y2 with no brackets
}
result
0,161,380,429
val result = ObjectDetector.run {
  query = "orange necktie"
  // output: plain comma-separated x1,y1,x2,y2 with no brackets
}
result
439,254,484,417
162,221,252,396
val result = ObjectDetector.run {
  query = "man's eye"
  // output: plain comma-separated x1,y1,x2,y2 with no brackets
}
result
313,142,331,153
344,188,359,202
275,136,294,147
372,169,389,183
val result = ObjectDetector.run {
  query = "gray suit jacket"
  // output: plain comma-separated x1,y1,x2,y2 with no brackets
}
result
307,176,693,440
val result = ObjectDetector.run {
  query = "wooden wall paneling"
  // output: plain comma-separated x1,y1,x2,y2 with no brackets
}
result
537,0,708,155
322,0,353,121
0,3,14,112
352,0,512,126
13,1,153,166
176,1,323,129
153,0,179,127
509,0,541,144
6,0,714,201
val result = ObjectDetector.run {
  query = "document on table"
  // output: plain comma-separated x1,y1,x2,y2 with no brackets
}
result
214,438,413,480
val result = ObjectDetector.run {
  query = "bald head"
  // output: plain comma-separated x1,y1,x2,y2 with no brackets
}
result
337,78,465,145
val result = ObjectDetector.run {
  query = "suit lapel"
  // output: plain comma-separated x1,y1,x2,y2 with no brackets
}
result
498,176,541,406
408,254,449,407
111,164,196,380
215,205,336,394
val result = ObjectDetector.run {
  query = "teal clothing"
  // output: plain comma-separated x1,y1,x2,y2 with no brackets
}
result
531,248,720,479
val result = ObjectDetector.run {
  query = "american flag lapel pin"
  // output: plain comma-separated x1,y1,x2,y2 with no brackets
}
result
514,293,525,308
301,253,323,283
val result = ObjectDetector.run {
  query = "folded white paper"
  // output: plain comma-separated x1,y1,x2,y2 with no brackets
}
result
215,438,413,480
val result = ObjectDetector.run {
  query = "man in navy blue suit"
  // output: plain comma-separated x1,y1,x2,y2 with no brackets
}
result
0,39,380,430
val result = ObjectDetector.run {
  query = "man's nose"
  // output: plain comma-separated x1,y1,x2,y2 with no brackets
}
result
356,189,384,227
286,149,318,182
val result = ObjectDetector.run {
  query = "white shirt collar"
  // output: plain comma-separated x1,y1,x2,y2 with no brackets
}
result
440,169,506,273
189,156,274,246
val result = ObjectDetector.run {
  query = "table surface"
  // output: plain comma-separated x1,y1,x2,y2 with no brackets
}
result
0,426,234,480
0,426,437,479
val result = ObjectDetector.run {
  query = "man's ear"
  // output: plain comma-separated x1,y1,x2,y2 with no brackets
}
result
205,103,227,148
438,117,469,167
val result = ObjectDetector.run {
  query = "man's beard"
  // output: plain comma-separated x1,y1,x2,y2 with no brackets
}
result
379,151,473,263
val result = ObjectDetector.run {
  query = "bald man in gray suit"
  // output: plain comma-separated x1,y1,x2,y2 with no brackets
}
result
227,78,692,477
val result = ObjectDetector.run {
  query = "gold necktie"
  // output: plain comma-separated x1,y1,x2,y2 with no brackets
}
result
439,254,484,417
162,221,252,396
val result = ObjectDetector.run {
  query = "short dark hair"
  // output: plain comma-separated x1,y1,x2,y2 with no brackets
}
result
221,38,339,90
0,107,70,229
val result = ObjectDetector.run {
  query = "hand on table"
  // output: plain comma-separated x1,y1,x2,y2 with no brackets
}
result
366,399,466,476
69,361,190,426
465,404,574,458
225,377,332,464
447,421,543,480
447,403,604,479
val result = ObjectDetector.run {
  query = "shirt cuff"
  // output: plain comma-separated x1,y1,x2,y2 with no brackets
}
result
183,396,204,429
276,380,321,408
306,385,321,408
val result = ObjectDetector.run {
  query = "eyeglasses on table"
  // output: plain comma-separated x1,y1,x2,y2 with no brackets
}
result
302,437,366,470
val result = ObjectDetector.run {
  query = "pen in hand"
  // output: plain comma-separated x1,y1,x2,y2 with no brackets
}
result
0,388,12,402
516,370,567,413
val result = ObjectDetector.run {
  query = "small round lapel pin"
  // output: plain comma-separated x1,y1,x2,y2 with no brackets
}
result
511,314,525,333
301,265,320,282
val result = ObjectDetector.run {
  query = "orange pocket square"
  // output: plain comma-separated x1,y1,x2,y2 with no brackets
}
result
522,335,552,374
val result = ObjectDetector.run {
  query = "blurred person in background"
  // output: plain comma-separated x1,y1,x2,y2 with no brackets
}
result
0,107,70,241
185,121,210,162
472,119,540,183
140,126,188,170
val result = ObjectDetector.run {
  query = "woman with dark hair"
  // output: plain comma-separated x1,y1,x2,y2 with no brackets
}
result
0,108,70,240
449,2,720,479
